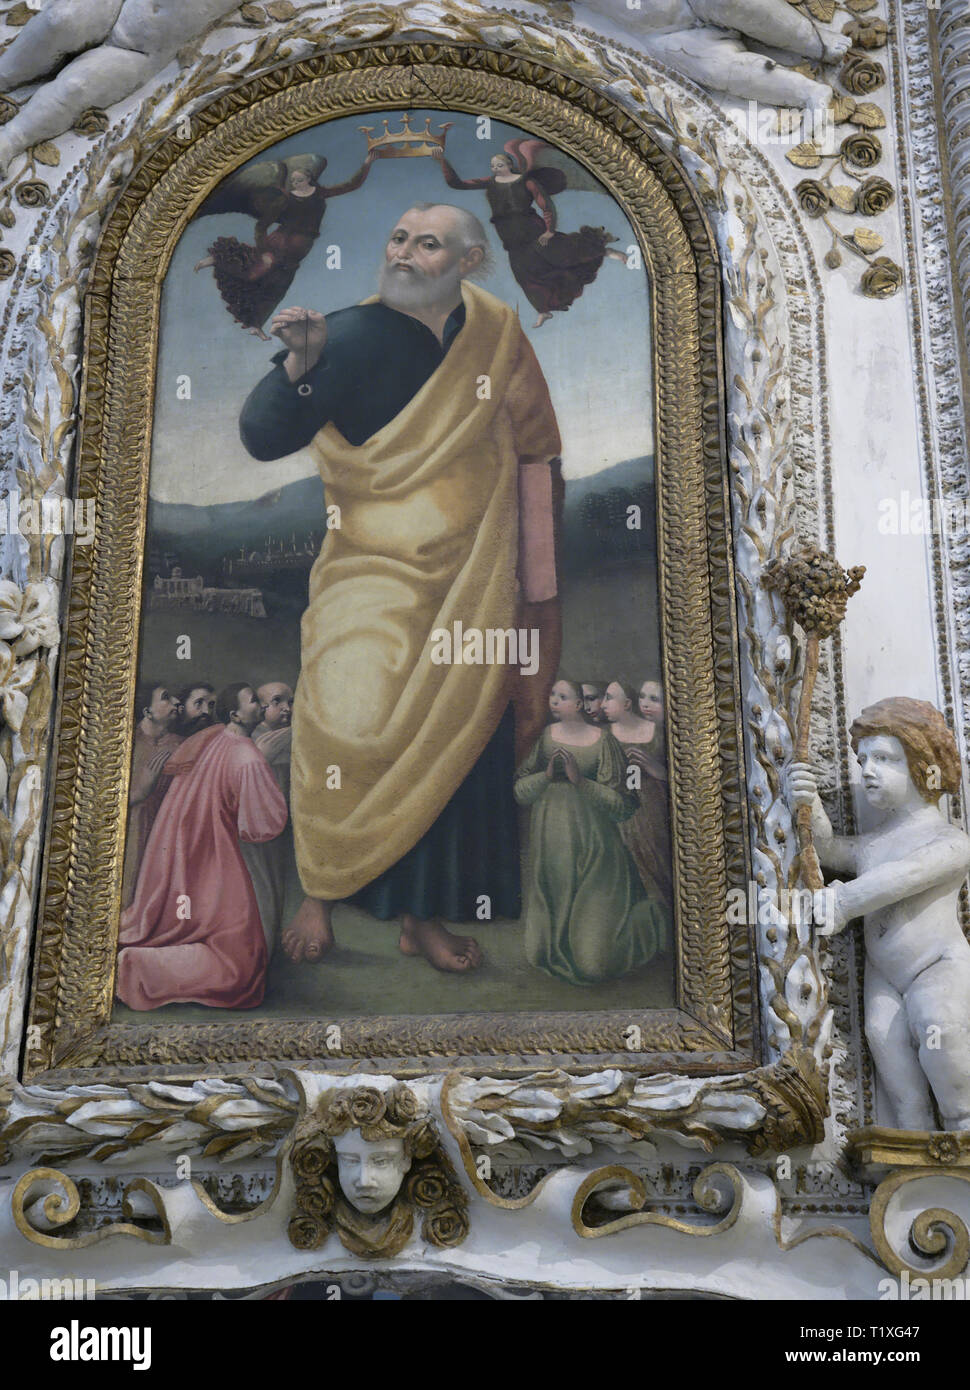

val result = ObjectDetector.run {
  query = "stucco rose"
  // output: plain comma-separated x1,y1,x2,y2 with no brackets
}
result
840,55,886,94
14,180,49,208
406,1169,447,1208
860,256,903,299
794,179,831,218
840,132,882,169
857,176,895,216
386,1084,420,1124
425,1205,469,1248
297,1184,334,1221
73,108,109,136
288,1215,325,1251
292,1141,328,1179
405,1118,439,1160
348,1088,387,1128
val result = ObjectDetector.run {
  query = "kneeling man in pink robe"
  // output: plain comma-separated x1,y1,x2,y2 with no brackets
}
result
117,682,288,1010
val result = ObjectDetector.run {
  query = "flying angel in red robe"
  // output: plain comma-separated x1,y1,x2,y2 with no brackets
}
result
193,151,375,339
437,138,629,328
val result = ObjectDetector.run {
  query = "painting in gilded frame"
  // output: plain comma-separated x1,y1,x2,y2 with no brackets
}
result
25,59,750,1075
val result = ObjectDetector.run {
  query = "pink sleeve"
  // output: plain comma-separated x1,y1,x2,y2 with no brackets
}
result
518,462,557,602
236,755,288,842
505,333,561,603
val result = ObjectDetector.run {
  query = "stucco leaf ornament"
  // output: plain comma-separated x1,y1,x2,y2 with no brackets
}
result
0,580,58,656
0,641,37,734
0,582,56,804
0,579,56,797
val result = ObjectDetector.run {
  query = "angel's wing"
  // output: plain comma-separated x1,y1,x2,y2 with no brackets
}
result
505,138,608,196
195,158,289,220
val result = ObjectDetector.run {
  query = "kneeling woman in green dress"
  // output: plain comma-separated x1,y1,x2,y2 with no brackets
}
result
514,679,670,986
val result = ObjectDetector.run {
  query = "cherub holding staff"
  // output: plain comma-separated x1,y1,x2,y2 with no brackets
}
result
770,545,970,1132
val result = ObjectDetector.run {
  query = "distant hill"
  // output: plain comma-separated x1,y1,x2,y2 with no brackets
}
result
147,455,656,584
561,455,656,573
149,476,325,558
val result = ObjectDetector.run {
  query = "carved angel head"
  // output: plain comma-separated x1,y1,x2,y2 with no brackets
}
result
287,1084,468,1258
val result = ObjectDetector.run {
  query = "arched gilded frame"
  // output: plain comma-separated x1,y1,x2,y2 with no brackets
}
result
24,44,752,1078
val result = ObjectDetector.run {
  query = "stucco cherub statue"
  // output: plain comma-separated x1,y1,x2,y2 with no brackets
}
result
0,0,242,171
790,697,970,1133
578,0,851,112
0,0,854,171
287,1083,469,1258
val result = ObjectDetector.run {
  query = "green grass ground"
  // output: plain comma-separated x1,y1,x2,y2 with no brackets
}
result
113,898,675,1025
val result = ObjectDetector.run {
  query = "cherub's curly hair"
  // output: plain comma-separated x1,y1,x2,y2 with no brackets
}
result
849,697,960,802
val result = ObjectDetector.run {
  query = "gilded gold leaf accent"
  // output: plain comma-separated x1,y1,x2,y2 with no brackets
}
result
804,0,836,22
849,102,887,129
264,0,297,16
852,227,884,253
828,184,858,213
786,140,823,169
829,94,856,124
30,140,60,166
4,2,34,26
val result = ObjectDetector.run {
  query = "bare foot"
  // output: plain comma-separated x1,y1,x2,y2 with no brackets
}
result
533,312,553,329
282,897,334,962
606,249,628,265
247,326,272,340
398,916,483,972
821,33,852,64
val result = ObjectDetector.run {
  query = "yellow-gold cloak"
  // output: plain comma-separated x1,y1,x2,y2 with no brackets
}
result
292,282,561,899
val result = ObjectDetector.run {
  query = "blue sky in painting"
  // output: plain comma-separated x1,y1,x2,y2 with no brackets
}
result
150,110,654,505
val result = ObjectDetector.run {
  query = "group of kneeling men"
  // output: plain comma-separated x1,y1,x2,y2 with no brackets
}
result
117,678,295,1010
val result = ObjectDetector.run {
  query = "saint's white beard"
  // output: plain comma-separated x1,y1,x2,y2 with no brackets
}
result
378,260,463,312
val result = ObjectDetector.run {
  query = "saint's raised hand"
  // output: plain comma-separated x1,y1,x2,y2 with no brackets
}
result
270,306,328,357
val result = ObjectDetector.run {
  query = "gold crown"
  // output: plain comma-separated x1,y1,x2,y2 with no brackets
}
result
359,115,453,158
